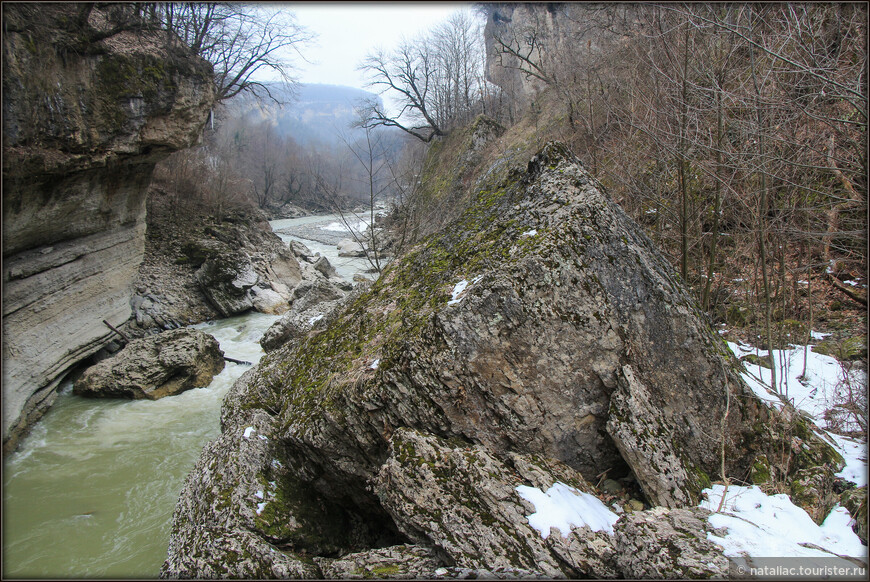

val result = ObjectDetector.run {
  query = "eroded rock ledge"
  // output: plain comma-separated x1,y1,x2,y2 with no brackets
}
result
163,143,843,578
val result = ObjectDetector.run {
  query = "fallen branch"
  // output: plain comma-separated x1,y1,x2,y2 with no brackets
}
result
224,356,252,366
826,272,868,306
102,319,130,344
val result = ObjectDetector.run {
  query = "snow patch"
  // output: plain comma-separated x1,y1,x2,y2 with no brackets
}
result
521,229,538,237
370,359,380,370
827,432,867,487
516,482,619,538
448,275,483,306
308,314,324,326
243,426,255,439
811,330,832,340
320,219,368,233
700,485,866,559
256,502,267,515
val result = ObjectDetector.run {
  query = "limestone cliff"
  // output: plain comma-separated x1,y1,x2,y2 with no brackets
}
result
2,4,215,453
482,3,635,109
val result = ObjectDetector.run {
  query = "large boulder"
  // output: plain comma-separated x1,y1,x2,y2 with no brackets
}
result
373,428,619,578
251,286,289,315
130,199,306,334
259,302,339,352
195,250,259,316
74,328,224,399
840,486,867,544
166,142,843,576
337,238,366,258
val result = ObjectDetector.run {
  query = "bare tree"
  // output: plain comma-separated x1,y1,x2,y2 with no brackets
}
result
143,3,314,102
359,8,485,141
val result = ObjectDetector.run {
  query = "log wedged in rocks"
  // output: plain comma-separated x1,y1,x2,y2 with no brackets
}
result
166,142,845,576
73,328,224,399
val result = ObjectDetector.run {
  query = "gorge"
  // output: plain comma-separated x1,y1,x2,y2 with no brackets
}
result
3,2,866,579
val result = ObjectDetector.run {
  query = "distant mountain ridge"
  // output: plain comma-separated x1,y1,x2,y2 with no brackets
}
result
226,83,382,146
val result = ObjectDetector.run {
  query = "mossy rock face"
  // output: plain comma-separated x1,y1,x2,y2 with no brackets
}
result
749,454,772,485
1,4,215,454
373,428,615,578
162,401,403,578
613,507,728,579
839,486,867,544
740,353,772,369
812,336,867,361
790,466,838,524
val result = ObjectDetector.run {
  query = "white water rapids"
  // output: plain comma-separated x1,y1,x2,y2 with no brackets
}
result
2,215,371,578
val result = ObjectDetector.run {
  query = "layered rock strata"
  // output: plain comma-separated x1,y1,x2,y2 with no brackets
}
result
2,4,214,453
164,143,844,578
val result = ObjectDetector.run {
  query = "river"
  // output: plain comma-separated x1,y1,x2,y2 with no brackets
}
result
2,214,372,578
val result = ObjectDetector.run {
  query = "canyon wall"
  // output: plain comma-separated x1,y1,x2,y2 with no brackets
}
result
482,3,635,110
2,4,214,453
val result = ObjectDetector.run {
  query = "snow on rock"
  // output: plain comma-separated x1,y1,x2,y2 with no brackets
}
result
827,433,867,487
727,340,867,484
243,426,255,439
516,482,619,538
447,275,483,306
728,340,864,422
700,484,867,560
521,229,538,237
370,359,380,370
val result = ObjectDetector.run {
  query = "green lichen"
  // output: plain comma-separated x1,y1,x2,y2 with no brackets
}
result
95,53,177,131
749,454,772,485
371,564,402,577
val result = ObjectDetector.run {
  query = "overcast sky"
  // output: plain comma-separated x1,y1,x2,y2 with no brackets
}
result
279,2,476,90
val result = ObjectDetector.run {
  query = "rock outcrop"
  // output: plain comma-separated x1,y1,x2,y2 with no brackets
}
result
165,142,844,577
613,507,729,579
73,328,224,400
482,4,634,111
337,238,367,258
2,4,214,453
130,190,349,333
